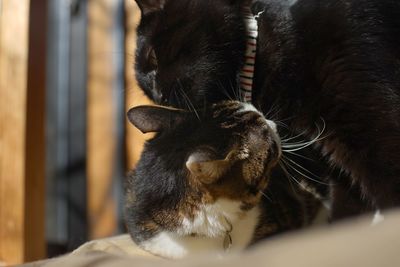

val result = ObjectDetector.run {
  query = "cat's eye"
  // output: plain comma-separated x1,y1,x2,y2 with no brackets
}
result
148,48,158,70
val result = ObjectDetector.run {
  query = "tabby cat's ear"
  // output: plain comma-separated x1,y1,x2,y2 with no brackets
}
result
134,0,166,15
127,105,185,133
186,150,236,184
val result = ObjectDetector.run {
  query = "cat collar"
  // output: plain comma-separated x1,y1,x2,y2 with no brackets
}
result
240,7,263,103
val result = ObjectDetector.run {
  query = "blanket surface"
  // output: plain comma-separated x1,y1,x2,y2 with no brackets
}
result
20,210,400,267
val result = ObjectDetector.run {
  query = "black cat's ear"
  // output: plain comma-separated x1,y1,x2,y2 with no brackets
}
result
186,149,239,184
127,105,185,133
134,0,166,15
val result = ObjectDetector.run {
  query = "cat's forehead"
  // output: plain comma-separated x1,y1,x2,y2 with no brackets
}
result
213,102,260,115
210,102,266,125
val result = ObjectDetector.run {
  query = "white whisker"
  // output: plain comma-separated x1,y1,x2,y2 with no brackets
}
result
259,190,272,202
279,161,306,192
282,118,326,152
281,130,308,142
283,150,315,161
177,79,201,121
282,156,330,185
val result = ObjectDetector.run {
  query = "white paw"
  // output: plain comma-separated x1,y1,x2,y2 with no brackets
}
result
371,210,384,226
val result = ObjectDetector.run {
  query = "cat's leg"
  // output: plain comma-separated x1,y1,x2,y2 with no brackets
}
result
359,171,400,212
318,104,400,217
329,172,372,222
343,134,400,211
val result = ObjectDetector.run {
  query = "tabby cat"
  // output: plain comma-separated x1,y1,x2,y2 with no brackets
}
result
125,101,322,258
133,0,400,219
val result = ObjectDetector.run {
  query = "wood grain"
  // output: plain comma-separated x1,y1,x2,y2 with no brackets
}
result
0,1,29,263
25,0,47,262
87,0,118,239
0,0,46,264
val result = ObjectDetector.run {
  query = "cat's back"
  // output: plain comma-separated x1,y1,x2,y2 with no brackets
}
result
257,0,400,90
290,0,400,63
289,0,400,30
284,0,400,94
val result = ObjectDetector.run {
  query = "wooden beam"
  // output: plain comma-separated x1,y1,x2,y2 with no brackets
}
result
124,0,153,170
25,0,47,262
87,0,118,239
0,1,30,263
0,0,46,264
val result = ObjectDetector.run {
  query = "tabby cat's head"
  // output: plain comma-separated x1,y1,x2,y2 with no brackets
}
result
134,0,248,107
125,101,280,249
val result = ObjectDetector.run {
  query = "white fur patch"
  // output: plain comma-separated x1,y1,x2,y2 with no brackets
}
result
371,210,384,226
239,103,278,133
266,119,278,133
140,199,260,259
311,206,330,226
139,232,189,259
178,199,241,237
241,103,260,114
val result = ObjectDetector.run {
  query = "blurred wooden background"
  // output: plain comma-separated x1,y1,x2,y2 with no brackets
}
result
0,0,150,265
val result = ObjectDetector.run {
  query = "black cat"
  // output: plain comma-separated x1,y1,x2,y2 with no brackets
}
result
125,101,323,258
133,0,400,219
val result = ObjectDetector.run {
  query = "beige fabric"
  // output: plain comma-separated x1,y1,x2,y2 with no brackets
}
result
21,210,400,267
72,234,156,258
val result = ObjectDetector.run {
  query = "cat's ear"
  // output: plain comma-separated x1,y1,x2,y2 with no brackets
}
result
127,105,186,133
134,0,166,15
186,150,237,184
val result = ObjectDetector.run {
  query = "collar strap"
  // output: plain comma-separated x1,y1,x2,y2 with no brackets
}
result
240,7,262,103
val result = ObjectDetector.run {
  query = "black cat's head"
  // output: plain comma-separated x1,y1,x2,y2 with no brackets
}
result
134,0,249,107
124,101,281,256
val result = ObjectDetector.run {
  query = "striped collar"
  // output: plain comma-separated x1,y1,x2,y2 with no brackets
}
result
239,7,263,103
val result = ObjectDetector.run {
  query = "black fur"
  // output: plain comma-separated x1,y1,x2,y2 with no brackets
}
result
135,0,248,104
133,0,400,218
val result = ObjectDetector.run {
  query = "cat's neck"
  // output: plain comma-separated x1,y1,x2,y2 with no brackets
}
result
249,1,307,124
138,203,260,259
240,6,260,103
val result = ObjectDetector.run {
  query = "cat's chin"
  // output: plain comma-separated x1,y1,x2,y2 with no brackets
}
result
138,200,261,259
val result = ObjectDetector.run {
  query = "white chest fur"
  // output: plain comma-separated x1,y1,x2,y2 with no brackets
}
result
139,199,260,259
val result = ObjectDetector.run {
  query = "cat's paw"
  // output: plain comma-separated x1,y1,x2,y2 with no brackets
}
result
371,210,384,226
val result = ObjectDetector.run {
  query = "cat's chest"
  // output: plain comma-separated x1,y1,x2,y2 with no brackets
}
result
139,200,260,259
